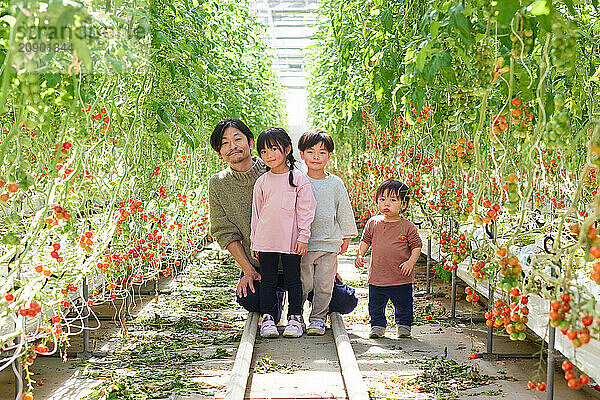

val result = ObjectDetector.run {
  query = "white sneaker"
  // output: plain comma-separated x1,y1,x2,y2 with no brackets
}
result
283,315,303,338
260,314,279,338
307,318,326,336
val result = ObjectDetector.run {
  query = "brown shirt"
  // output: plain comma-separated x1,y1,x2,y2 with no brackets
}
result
361,215,422,286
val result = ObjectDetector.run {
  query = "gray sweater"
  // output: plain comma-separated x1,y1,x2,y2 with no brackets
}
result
306,173,358,253
208,157,266,269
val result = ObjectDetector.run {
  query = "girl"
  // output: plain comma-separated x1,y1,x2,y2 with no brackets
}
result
250,127,316,338
354,179,422,339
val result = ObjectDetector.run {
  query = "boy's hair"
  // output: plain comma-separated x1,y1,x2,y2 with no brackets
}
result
257,127,297,187
375,179,410,202
298,128,334,152
210,118,253,153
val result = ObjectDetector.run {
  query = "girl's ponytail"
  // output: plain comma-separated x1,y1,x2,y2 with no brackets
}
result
287,152,296,187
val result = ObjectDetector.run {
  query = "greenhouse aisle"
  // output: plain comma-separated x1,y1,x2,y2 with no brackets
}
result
250,0,319,164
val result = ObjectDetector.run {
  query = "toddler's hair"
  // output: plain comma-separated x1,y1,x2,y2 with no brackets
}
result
210,118,253,153
298,128,334,152
375,179,410,203
257,127,297,187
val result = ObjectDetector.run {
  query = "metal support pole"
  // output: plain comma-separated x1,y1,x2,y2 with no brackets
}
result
14,336,23,399
486,283,494,355
546,262,558,400
450,268,457,319
82,276,89,354
546,322,556,400
426,237,432,295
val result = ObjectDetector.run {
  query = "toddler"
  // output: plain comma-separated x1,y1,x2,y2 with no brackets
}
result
355,179,422,338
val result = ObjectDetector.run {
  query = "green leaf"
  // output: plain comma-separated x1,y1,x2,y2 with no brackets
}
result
529,0,551,15
381,9,394,33
495,0,521,26
180,125,197,149
449,7,473,46
1,232,20,245
430,20,440,37
563,0,576,15
411,86,425,115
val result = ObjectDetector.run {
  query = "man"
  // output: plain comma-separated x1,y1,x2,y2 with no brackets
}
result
208,118,356,323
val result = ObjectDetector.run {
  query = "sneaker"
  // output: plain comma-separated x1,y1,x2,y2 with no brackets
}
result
307,318,326,336
397,324,411,338
369,326,386,338
260,314,279,338
283,315,303,338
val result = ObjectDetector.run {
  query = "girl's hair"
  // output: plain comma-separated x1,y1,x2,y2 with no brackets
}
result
375,179,410,204
256,127,297,187
298,128,334,152
210,118,253,153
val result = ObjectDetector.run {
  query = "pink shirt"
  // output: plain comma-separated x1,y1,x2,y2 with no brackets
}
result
361,215,422,286
251,169,316,254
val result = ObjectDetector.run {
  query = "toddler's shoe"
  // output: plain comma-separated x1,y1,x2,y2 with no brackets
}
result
397,324,411,338
369,326,386,338
260,314,279,338
283,315,303,338
307,318,326,336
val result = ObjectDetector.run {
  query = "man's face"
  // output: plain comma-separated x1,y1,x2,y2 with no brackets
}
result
219,126,252,166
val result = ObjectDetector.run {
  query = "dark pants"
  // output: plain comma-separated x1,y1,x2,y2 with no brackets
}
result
236,272,286,323
368,283,413,327
237,269,358,321
259,252,302,319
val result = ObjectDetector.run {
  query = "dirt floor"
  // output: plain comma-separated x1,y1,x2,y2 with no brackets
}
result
1,242,599,400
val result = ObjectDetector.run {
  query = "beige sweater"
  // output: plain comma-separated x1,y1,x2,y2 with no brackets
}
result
208,157,266,269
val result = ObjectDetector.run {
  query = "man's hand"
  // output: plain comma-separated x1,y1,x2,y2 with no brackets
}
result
339,238,351,255
354,254,365,269
335,272,343,283
236,269,261,297
295,241,308,256
399,261,415,275
251,250,259,261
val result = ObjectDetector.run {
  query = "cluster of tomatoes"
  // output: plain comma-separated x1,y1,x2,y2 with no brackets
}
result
496,247,521,286
156,185,168,199
503,173,521,213
509,98,534,139
561,360,590,390
151,166,160,177
464,287,479,303
411,104,435,123
79,231,93,250
549,293,593,349
446,137,475,166
44,205,72,227
429,185,475,222
485,288,529,341
82,104,110,135
0,178,19,202
18,301,42,318
439,232,468,271
176,192,188,206
472,199,502,225
471,259,489,282
115,199,144,230
49,242,63,263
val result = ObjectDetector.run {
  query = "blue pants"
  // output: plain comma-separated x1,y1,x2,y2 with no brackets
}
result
368,283,413,327
237,273,358,323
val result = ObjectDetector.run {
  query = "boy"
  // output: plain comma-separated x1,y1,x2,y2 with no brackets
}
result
298,128,358,335
354,180,422,338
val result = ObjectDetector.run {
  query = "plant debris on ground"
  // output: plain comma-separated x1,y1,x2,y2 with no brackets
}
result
79,250,242,399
